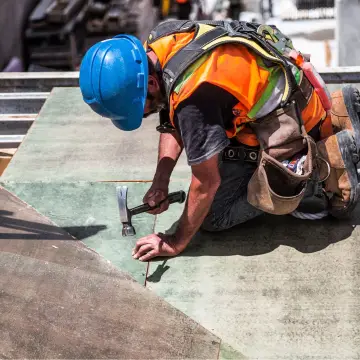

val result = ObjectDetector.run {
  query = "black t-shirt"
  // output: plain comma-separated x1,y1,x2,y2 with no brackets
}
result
169,82,321,167
173,83,238,166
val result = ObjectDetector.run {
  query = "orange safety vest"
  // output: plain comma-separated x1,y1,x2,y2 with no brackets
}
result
146,21,331,146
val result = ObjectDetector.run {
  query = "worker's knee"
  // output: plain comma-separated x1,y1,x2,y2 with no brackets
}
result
200,216,226,232
201,206,261,232
201,214,251,232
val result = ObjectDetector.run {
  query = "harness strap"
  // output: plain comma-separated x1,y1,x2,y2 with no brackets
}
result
288,73,313,112
163,26,228,96
222,144,259,163
149,19,308,120
157,21,298,104
147,20,195,44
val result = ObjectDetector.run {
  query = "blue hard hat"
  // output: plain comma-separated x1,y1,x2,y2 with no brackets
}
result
79,34,148,131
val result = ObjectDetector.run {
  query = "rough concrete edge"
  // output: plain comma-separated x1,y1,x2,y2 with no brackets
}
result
0,184,137,285
0,180,189,287
218,342,248,360
1,184,223,357
0,180,168,287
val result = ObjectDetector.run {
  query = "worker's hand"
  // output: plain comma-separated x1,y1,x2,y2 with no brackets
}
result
143,183,169,215
132,233,184,262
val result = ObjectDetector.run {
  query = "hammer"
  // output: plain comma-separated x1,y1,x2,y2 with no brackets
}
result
116,186,186,236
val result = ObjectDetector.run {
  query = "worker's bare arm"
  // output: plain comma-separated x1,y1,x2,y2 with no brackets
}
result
143,132,184,215
153,132,184,185
174,154,221,248
133,154,221,261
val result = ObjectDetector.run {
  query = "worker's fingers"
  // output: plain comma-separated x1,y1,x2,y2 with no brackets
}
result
147,190,167,208
159,200,170,213
133,237,154,253
143,190,155,204
139,250,158,262
147,200,168,215
145,190,168,214
144,191,158,207
133,244,154,259
147,207,163,215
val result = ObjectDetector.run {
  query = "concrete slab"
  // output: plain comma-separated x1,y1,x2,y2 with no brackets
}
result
1,87,190,182
0,187,221,359
0,185,118,272
219,343,247,360
148,199,360,359
2,182,157,283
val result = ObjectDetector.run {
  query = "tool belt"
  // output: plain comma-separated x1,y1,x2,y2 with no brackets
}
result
223,75,314,165
222,144,259,163
245,75,321,215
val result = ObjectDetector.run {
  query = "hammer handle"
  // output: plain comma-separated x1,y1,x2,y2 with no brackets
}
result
131,190,186,216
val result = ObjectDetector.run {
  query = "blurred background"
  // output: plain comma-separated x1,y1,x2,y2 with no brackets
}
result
0,0,357,73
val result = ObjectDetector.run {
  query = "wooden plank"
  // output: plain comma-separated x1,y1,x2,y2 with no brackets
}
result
0,135,24,148
0,92,48,113
0,155,11,176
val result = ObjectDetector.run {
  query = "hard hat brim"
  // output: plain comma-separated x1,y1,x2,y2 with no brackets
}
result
110,98,144,131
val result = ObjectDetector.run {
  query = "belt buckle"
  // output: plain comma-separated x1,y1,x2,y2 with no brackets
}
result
223,146,258,163
223,147,243,162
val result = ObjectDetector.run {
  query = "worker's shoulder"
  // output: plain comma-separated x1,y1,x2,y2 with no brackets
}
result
214,42,259,59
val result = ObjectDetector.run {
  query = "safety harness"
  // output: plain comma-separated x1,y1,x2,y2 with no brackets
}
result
147,20,300,107
146,20,334,216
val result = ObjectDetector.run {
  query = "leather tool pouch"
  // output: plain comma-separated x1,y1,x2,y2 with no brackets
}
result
247,101,317,215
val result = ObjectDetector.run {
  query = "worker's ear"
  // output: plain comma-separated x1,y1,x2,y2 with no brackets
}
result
148,75,160,94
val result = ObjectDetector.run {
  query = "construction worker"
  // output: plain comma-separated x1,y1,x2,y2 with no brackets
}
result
79,20,360,261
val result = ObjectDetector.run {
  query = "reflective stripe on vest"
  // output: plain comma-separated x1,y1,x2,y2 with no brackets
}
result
173,50,286,121
199,34,292,104
247,57,284,119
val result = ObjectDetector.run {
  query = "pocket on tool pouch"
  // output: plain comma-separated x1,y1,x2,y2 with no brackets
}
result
247,102,317,215
249,101,306,160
